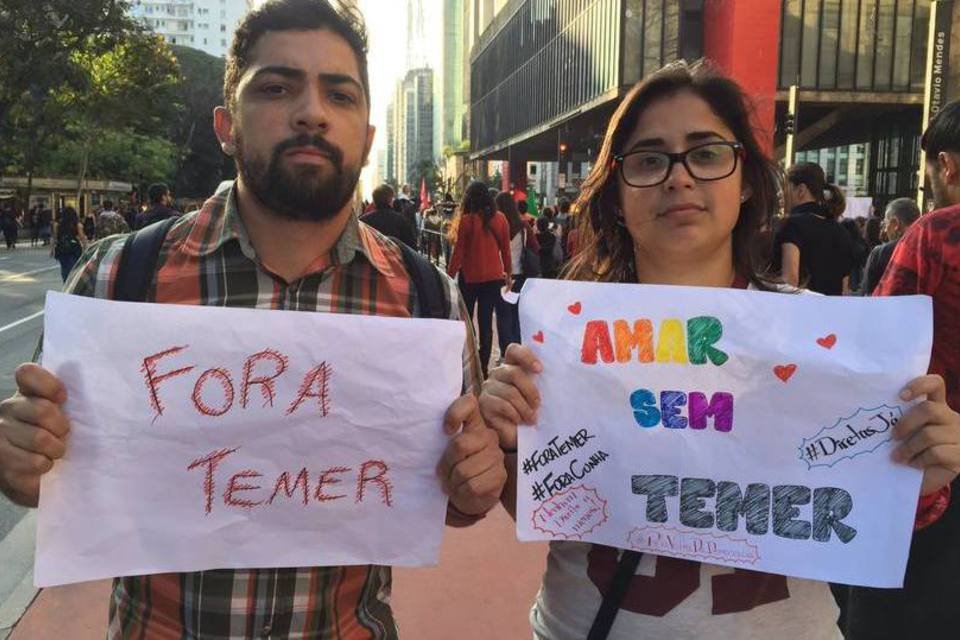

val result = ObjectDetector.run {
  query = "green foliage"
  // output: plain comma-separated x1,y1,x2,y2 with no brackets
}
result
67,31,181,136
0,1,135,134
168,45,235,198
41,129,177,185
0,2,183,199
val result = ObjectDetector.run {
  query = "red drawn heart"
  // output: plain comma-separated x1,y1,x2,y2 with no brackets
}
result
774,364,797,382
816,334,837,349
532,331,545,344
568,302,582,315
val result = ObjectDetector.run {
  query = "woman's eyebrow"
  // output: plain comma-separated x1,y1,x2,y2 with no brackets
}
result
687,130,726,142
624,130,726,153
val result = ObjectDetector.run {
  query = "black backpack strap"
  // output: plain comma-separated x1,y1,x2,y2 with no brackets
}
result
586,549,643,640
394,239,450,320
114,217,177,302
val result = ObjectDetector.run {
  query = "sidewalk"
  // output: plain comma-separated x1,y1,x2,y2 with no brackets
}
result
10,506,547,639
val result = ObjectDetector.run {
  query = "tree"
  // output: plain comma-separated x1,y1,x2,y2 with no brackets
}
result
0,3,181,208
64,31,181,200
413,158,441,196
168,45,235,199
0,1,134,140
40,129,177,187
0,1,137,206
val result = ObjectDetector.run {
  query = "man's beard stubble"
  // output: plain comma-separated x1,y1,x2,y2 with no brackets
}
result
235,132,362,222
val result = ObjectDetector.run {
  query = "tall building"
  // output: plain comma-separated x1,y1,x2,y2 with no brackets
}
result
392,68,434,189
128,0,253,58
406,0,429,69
467,0,938,207
433,0,470,189
385,101,397,186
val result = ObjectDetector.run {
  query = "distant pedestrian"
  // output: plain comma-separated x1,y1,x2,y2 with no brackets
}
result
393,184,419,249
0,206,18,249
27,206,40,246
52,206,86,281
536,216,563,278
360,184,418,249
39,207,52,246
840,218,869,293
134,183,180,230
493,191,539,357
860,198,920,295
95,200,130,239
447,181,512,377
82,212,96,240
775,162,856,295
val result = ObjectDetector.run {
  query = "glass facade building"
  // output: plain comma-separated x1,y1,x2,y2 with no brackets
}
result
469,0,703,156
468,0,932,204
778,0,931,92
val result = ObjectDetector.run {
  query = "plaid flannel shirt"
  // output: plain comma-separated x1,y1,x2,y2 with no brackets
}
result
62,183,482,639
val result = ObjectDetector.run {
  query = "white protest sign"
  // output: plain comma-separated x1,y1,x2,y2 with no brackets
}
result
36,292,465,587
517,279,932,588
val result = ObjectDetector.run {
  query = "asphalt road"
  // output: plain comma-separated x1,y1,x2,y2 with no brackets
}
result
0,245,62,542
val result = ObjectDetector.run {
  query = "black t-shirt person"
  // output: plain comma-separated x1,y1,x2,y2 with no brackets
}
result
774,202,856,295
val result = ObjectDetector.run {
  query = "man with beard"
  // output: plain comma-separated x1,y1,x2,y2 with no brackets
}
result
838,100,960,639
133,183,181,230
0,1,505,638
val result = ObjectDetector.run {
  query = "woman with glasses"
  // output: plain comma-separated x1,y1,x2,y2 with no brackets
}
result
479,60,960,640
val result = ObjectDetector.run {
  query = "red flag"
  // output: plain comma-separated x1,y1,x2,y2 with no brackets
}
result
419,177,431,210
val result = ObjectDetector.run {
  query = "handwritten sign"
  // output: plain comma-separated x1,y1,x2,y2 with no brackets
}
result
35,292,465,587
517,279,932,588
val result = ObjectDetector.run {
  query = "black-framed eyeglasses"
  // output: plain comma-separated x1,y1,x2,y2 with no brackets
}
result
613,141,744,188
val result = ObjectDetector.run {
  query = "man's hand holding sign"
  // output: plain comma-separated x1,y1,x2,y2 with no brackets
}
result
481,279,960,587
0,293,504,586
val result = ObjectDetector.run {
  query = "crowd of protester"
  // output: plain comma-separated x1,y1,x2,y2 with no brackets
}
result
1,183,182,281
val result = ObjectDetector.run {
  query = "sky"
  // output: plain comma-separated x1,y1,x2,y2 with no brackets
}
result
358,0,442,195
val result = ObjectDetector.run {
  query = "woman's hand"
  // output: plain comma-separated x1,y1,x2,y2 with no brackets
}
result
479,344,542,451
893,374,960,495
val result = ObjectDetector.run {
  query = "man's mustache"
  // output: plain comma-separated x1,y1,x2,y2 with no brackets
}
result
274,134,344,172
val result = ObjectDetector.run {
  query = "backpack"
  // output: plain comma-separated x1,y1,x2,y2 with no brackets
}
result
114,217,450,320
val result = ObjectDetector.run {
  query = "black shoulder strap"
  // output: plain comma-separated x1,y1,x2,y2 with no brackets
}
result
586,549,642,640
394,239,450,320
114,217,177,302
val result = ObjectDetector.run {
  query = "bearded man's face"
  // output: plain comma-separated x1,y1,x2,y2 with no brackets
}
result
220,28,373,221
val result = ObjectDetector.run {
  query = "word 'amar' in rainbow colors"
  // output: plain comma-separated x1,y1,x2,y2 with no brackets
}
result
580,316,729,366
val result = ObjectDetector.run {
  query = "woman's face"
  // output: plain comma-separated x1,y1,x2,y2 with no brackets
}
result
616,90,747,262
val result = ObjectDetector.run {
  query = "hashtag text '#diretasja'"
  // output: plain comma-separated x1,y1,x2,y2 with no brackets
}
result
521,428,596,476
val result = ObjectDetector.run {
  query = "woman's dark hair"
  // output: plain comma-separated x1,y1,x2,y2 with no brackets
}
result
840,218,860,241
565,59,780,289
921,99,960,156
864,216,882,248
58,207,79,238
787,162,845,220
461,181,496,229
495,191,522,237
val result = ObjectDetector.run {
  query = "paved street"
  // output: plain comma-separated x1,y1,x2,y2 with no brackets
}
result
0,245,62,637
10,506,547,639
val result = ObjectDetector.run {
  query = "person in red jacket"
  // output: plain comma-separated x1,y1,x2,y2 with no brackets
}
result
447,181,512,376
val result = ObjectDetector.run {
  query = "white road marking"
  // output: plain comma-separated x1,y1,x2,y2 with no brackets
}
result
0,265,58,282
0,311,44,335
